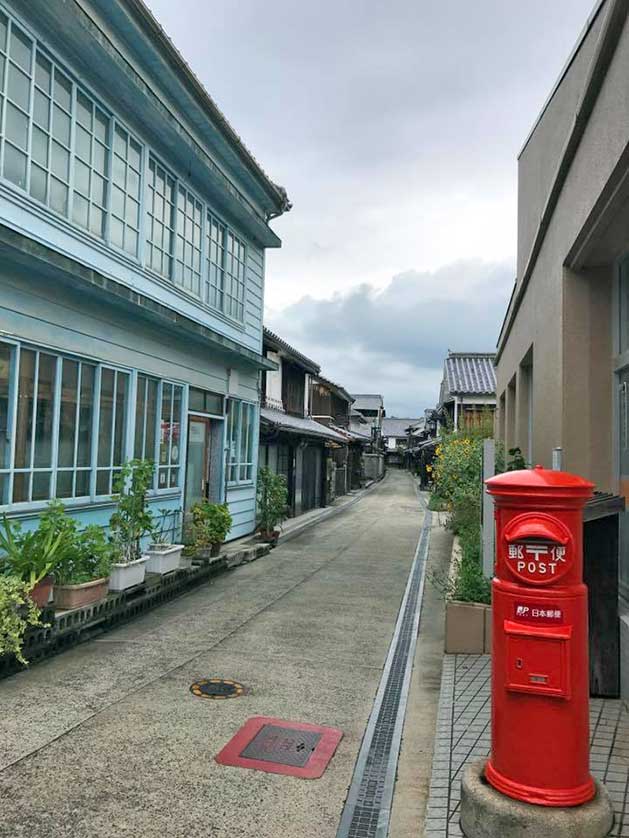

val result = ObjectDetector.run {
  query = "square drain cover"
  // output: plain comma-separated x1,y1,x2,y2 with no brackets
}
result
215,716,343,778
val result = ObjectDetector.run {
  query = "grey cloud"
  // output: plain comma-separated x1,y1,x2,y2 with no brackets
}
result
267,260,513,415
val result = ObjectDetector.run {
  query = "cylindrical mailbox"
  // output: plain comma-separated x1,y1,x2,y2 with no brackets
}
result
485,465,594,807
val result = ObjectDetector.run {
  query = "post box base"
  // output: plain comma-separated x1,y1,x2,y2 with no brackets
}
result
461,761,614,838
485,758,596,806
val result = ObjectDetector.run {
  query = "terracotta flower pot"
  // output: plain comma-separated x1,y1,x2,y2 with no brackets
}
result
54,577,109,611
30,575,54,608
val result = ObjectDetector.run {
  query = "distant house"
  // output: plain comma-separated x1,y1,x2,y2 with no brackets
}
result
438,352,496,429
351,394,385,436
259,329,347,518
381,416,423,468
310,376,369,492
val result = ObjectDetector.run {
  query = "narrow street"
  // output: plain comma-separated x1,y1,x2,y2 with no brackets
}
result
0,471,443,838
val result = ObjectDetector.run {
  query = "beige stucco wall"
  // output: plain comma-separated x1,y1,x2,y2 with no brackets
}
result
497,0,629,488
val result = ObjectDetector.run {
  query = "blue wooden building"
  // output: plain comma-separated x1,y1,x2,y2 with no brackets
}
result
0,0,289,539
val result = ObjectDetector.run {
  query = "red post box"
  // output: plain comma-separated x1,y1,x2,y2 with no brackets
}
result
485,465,595,807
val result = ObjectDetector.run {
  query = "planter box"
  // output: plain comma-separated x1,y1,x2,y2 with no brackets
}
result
54,577,109,611
109,556,148,592
145,544,184,575
445,600,491,654
179,552,194,570
30,576,54,608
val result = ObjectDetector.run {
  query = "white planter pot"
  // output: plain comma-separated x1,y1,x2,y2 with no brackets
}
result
109,556,148,592
145,544,183,575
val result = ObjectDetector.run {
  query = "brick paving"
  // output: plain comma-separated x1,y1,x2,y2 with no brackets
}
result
425,654,629,837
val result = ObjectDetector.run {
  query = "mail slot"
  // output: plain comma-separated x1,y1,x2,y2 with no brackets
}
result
485,466,595,808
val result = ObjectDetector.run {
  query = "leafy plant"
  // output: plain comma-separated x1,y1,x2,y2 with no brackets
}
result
256,467,288,533
151,507,182,546
191,502,232,548
0,575,44,665
0,513,68,589
506,446,527,471
55,526,113,585
109,459,155,563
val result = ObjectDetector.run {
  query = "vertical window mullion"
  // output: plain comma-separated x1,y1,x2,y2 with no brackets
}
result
109,369,117,493
6,343,19,504
155,379,163,490
167,384,174,475
25,43,35,196
28,350,39,501
72,361,82,497
90,364,101,499
141,377,148,459
49,354,62,500
67,81,77,226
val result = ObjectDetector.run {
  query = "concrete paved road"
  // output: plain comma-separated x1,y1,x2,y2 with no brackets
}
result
0,471,428,838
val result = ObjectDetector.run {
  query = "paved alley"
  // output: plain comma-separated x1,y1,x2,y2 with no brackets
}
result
0,472,432,838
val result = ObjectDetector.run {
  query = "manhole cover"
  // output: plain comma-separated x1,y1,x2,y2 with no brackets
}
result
215,715,343,778
190,678,245,699
241,724,322,767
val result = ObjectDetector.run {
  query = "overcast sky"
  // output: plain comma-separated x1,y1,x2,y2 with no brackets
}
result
147,0,596,415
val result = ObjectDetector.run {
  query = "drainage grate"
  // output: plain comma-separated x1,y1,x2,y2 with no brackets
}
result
190,678,245,699
337,506,432,838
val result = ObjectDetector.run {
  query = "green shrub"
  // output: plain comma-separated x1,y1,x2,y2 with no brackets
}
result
38,502,112,585
0,575,44,664
191,502,232,547
256,467,288,532
109,459,155,563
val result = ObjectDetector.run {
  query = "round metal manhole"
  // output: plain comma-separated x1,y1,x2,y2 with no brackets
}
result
190,678,246,700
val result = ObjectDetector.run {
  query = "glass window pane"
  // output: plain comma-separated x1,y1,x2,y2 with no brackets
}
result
169,468,178,488
33,353,56,467
52,104,71,146
127,167,139,200
113,125,126,156
58,359,78,468
35,52,51,93
12,472,28,502
15,349,35,469
129,139,141,171
93,141,107,175
75,469,90,497
0,343,11,470
145,379,157,464
76,91,92,129
94,109,108,143
56,470,73,499
30,164,47,203
92,173,106,207
160,383,172,465
50,177,68,215
32,471,51,501
74,158,90,195
77,364,94,467
33,88,50,129
51,141,69,180
171,386,181,464
112,184,124,218
53,69,71,111
110,216,124,249
89,205,104,238
113,372,127,466
75,124,91,162
9,26,32,73
0,13,7,53
3,143,26,188
32,125,49,167
96,469,109,496
72,192,89,229
7,63,30,110
5,102,28,150
125,228,138,257
98,368,114,467
134,376,146,459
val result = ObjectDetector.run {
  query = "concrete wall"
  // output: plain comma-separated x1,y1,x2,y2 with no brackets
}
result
496,0,629,488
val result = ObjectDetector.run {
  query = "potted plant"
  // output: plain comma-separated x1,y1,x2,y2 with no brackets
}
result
108,459,155,591
145,507,185,574
0,575,44,665
256,467,288,544
191,502,232,559
53,524,113,610
0,513,68,607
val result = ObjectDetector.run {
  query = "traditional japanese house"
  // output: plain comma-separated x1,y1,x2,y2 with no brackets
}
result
381,416,423,467
0,0,290,541
438,352,497,430
259,329,346,517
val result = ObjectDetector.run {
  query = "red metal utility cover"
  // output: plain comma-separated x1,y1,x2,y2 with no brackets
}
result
215,716,343,779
